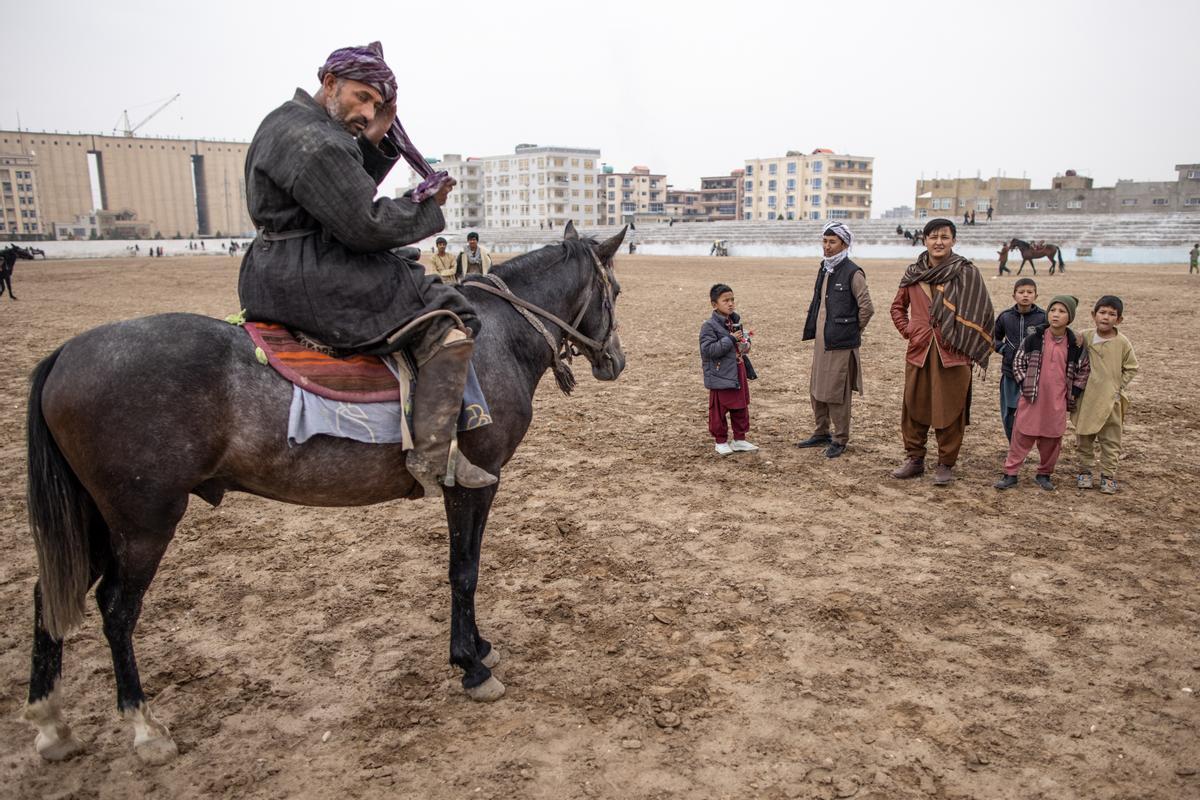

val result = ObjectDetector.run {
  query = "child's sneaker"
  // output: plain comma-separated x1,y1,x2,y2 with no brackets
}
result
1034,474,1055,491
1076,472,1094,490
714,442,734,456
1099,475,1118,494
730,440,759,452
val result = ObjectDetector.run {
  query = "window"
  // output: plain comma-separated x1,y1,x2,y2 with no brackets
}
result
768,180,776,191
608,204,615,213
811,211,821,220
743,197,752,207
811,161,822,172
787,162,797,174
786,195,795,207
768,163,777,174
812,195,821,206
1188,170,1199,179
1186,197,1200,206
608,178,615,187
1120,198,1137,206
1025,201,1040,209
767,211,776,220
767,196,777,208
744,212,751,220
745,165,753,175
1046,201,1058,209
744,180,752,191
812,178,821,190
1152,197,1168,205
827,209,850,219
1067,199,1083,209
976,200,990,212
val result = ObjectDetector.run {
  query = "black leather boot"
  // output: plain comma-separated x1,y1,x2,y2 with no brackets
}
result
406,338,498,497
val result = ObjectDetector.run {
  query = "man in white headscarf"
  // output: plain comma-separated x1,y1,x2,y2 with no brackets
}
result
795,221,874,458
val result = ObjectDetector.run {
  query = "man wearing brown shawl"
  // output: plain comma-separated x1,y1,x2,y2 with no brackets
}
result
889,218,995,485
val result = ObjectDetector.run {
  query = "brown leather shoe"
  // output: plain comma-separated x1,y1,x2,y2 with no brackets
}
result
890,458,925,479
932,464,955,485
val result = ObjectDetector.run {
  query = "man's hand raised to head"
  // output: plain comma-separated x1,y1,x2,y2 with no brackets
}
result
363,101,397,147
434,177,456,207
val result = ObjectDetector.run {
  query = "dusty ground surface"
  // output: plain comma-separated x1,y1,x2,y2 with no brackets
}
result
0,253,1197,800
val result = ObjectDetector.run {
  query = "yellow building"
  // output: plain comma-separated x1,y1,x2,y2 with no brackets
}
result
0,129,252,238
601,166,666,224
743,149,873,221
0,152,43,237
914,176,1030,219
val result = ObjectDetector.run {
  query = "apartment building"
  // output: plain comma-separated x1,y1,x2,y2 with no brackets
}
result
406,144,601,229
601,166,666,225
914,176,1030,218
665,186,703,221
993,164,1200,215
699,169,744,221
0,152,42,237
743,149,873,221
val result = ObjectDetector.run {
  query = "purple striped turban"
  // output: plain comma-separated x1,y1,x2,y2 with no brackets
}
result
318,41,448,200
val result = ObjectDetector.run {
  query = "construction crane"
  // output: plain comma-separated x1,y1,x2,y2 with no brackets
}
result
114,93,181,137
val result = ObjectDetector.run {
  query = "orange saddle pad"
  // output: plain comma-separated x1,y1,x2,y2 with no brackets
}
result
244,322,402,403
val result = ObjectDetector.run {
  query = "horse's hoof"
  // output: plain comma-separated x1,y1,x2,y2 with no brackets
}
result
35,730,84,761
481,646,501,669
465,675,506,702
135,735,179,765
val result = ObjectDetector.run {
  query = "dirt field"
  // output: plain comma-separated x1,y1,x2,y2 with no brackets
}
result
1,253,1197,799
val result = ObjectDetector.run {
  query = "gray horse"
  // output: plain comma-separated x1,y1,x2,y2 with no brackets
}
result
23,224,626,763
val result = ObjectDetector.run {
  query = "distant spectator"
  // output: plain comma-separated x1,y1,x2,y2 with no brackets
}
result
986,205,994,221
969,210,976,225
430,237,456,283
455,232,492,280
1190,243,1198,275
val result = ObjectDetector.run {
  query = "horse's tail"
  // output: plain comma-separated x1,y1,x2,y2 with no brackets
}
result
27,347,95,640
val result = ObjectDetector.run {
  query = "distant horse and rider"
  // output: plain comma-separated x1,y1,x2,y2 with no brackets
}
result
1008,238,1066,275
1,244,36,300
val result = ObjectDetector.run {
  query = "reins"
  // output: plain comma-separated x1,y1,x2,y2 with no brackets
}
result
464,247,617,395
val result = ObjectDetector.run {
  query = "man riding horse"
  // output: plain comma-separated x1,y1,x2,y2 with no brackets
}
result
238,41,496,496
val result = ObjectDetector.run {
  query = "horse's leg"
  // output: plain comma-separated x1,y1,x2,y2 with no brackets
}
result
444,483,505,702
96,501,185,764
23,581,87,760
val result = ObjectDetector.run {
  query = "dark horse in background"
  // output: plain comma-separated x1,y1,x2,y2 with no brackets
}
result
2,244,35,299
22,223,627,764
1009,238,1066,275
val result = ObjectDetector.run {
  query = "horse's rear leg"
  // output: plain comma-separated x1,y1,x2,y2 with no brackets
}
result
97,506,184,764
445,484,504,702
23,581,86,760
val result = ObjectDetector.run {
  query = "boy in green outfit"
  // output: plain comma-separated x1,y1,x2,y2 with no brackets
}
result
1072,295,1139,494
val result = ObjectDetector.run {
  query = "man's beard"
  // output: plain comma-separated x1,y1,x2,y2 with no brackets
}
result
325,94,366,136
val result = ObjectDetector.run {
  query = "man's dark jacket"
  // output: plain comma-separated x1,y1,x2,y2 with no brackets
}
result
238,89,477,352
802,258,864,351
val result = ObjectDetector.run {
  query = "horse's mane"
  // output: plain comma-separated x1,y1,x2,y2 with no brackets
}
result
1011,238,1029,248
485,237,600,281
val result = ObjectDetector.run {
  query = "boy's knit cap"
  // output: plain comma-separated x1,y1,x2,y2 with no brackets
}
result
1048,294,1078,323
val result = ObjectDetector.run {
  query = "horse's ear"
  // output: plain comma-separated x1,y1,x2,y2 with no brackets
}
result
563,220,579,241
594,225,627,263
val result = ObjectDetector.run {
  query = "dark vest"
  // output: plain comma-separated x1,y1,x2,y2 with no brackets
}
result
803,258,863,351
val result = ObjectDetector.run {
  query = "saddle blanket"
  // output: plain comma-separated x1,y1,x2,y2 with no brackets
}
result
240,321,491,446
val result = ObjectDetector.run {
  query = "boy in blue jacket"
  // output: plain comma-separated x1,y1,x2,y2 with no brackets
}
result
700,283,759,456
993,278,1047,440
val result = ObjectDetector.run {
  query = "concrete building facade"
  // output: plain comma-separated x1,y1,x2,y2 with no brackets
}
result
994,164,1200,215
602,166,666,225
700,170,744,221
743,149,873,221
408,144,600,229
0,129,252,238
0,152,43,237
914,176,1031,219
665,186,703,221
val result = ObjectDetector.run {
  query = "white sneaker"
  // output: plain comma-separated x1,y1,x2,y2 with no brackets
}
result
731,440,759,452
714,442,734,456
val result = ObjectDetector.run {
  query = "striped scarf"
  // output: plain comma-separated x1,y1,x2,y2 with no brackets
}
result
900,252,995,368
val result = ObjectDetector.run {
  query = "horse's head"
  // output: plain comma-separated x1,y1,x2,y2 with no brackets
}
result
562,221,627,382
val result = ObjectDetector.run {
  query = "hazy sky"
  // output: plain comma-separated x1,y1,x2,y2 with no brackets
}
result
6,0,1198,216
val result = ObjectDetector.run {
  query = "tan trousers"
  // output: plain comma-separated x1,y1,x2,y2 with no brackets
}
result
1077,415,1123,477
811,396,852,445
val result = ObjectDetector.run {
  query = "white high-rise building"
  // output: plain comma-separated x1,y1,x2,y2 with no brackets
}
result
404,144,601,230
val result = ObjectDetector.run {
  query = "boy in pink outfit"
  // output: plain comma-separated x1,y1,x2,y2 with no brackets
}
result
994,295,1091,491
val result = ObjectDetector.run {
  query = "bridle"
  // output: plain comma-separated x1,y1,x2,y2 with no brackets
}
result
465,246,619,394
